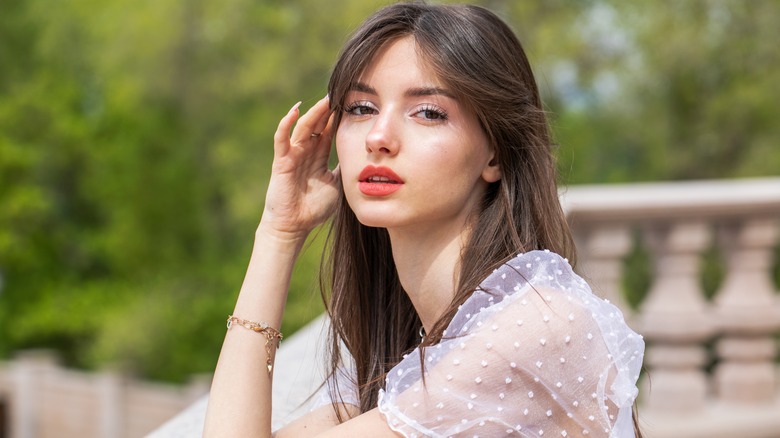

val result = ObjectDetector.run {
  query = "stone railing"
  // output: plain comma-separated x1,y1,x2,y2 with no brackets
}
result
562,177,780,437
0,350,210,438
47,177,780,437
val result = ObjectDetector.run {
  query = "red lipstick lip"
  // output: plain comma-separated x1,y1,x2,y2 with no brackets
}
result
358,165,403,183
358,165,404,196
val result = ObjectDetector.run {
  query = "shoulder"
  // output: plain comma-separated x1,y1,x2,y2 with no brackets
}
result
462,250,643,375
450,250,607,339
377,250,645,437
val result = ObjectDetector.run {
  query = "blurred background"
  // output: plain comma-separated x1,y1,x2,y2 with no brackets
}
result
1,0,779,436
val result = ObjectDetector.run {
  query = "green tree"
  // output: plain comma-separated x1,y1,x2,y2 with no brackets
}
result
1,0,777,382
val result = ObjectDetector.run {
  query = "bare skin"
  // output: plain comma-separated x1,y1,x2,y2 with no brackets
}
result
202,97,395,437
204,37,500,437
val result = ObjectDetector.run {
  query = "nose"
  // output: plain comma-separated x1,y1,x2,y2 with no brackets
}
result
365,112,399,156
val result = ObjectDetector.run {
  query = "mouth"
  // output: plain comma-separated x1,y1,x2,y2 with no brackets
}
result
358,166,403,184
358,166,404,196
362,175,400,184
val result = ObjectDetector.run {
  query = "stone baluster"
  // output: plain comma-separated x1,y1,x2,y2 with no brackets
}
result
10,350,59,438
576,224,634,317
98,370,123,438
712,218,780,403
638,221,714,412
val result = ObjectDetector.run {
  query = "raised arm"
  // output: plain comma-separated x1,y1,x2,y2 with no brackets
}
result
203,96,339,437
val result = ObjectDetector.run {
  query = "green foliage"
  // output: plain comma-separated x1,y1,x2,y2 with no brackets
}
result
621,233,651,310
1,0,778,382
543,0,780,183
0,0,341,380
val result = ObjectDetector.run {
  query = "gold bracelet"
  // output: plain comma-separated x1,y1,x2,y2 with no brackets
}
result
226,315,283,375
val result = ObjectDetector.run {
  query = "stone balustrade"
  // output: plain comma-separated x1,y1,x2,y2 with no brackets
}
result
150,177,780,437
5,177,778,437
561,177,780,437
0,350,211,438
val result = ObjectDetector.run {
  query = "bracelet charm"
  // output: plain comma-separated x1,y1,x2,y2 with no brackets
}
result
226,315,283,375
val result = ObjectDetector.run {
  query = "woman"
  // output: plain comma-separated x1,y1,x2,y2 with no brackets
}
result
204,3,644,437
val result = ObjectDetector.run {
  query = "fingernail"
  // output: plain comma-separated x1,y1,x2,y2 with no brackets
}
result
289,101,302,114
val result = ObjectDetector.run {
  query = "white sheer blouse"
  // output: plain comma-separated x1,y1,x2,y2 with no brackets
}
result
315,250,644,437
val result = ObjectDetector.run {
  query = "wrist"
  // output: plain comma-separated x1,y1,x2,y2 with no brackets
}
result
254,221,309,255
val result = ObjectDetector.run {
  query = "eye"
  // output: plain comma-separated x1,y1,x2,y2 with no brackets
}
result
344,101,377,116
413,105,448,121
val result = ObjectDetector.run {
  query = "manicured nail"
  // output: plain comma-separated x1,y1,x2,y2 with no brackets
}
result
289,101,302,114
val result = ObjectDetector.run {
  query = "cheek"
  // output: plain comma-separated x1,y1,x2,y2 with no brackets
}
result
335,131,363,192
335,127,346,156
436,141,488,176
334,132,352,169
335,124,364,159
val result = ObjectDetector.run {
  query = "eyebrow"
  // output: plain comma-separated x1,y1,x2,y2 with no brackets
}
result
350,82,456,99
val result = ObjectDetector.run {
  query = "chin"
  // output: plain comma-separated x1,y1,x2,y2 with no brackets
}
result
347,205,401,229
352,212,396,229
343,194,392,228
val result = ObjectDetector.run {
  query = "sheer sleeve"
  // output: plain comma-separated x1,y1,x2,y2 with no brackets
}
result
377,250,644,438
310,365,360,412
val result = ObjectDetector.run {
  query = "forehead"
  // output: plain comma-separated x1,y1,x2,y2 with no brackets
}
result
356,36,444,88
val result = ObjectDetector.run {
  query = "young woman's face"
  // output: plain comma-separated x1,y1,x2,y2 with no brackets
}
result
336,37,500,234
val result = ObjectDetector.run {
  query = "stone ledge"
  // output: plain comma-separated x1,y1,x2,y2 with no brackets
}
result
149,315,328,437
561,177,780,222
641,398,780,438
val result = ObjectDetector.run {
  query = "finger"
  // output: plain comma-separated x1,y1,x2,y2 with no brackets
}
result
320,109,336,142
292,96,331,142
331,163,341,182
309,98,333,138
312,111,336,162
274,101,302,156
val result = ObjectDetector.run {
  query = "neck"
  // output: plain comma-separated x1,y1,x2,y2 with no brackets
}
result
388,221,471,333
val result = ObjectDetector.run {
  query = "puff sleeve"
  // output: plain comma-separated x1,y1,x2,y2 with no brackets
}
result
310,365,360,412
377,250,644,438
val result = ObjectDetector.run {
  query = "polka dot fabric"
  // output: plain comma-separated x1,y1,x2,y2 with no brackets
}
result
377,250,644,437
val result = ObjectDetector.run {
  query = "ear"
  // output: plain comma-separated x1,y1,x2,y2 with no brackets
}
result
481,154,501,183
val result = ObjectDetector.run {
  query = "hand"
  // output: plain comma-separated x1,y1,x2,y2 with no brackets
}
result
260,96,340,241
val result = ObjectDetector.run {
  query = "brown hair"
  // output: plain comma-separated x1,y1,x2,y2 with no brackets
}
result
322,0,575,423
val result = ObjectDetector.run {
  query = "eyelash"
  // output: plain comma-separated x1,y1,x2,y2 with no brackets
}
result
415,104,448,121
343,102,449,121
344,101,377,116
